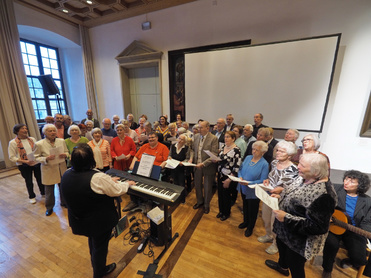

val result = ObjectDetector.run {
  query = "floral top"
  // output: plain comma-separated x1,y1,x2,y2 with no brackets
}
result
268,160,299,188
218,145,242,180
273,177,336,260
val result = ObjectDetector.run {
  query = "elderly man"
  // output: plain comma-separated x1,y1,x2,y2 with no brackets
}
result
40,115,54,138
241,124,256,146
225,114,236,131
54,113,69,139
267,127,279,149
252,113,267,138
81,109,100,128
284,128,300,145
123,132,169,211
63,115,72,128
211,118,226,144
192,121,219,214
101,118,117,144
243,127,273,164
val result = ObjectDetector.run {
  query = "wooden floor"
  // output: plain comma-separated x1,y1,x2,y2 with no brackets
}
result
0,170,360,278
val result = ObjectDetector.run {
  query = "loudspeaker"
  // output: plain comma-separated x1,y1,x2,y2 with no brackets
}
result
37,75,60,95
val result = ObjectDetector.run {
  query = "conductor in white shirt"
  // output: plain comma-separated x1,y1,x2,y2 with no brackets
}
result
61,143,135,278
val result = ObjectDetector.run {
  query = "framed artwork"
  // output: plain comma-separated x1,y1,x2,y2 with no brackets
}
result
360,92,371,137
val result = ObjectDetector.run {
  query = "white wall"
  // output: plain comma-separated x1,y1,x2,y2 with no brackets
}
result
88,0,371,172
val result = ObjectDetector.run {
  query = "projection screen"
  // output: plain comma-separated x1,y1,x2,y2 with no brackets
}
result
184,34,341,132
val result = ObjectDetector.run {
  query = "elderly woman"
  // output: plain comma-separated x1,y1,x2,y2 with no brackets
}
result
168,134,192,202
164,123,178,147
35,124,69,216
258,141,298,255
65,125,89,167
291,133,330,169
156,116,169,136
138,121,153,146
78,123,87,137
8,124,44,204
216,131,242,221
322,170,371,278
111,115,120,130
127,113,138,130
120,120,139,145
111,124,136,171
192,124,200,135
232,125,247,157
238,141,269,237
85,120,94,140
135,117,146,137
88,128,112,172
265,153,336,278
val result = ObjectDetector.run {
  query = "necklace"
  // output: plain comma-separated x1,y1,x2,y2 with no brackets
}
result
249,160,257,166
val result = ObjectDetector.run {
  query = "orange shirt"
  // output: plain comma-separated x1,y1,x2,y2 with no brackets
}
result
135,142,169,166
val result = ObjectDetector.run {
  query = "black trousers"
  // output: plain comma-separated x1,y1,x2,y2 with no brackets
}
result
276,237,307,278
217,175,235,217
241,193,260,232
18,163,44,198
322,231,368,272
88,229,112,278
171,166,186,202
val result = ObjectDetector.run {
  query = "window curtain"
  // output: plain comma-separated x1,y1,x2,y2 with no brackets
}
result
79,25,100,121
0,0,40,168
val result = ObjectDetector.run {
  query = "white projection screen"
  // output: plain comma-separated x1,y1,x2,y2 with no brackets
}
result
184,34,341,132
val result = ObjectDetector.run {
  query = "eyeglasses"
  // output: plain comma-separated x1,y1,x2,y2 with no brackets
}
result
301,138,313,143
344,177,359,185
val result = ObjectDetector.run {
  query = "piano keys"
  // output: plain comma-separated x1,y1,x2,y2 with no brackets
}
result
106,168,184,206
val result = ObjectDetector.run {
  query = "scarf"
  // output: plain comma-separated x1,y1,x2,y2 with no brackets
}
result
15,136,35,160
92,139,104,169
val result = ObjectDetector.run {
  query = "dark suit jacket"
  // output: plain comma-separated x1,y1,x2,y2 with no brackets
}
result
192,132,219,175
211,129,225,144
224,123,236,132
269,138,279,149
333,183,371,232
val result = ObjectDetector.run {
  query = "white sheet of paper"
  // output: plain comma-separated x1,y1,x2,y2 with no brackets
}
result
27,152,36,162
248,183,275,191
117,154,126,160
254,185,279,210
182,161,196,167
137,153,156,177
227,175,250,183
48,146,65,165
165,159,180,169
204,150,221,161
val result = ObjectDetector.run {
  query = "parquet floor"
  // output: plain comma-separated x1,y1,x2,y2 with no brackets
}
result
0,170,359,278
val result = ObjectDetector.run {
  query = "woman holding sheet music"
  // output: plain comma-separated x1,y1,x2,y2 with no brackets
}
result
111,124,136,171
168,134,192,202
215,131,242,221
8,124,45,204
265,153,336,278
258,141,298,255
35,124,69,216
237,141,269,237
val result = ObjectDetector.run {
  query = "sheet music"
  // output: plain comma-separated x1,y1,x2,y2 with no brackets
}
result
116,154,126,160
165,159,180,169
48,146,65,165
227,175,251,184
204,150,221,161
254,185,279,210
248,183,275,191
182,161,196,167
137,153,156,177
27,152,36,162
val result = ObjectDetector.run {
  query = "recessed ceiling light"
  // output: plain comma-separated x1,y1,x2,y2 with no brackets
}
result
86,0,93,4
62,9,69,13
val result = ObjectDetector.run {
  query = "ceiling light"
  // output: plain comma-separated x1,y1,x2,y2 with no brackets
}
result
62,9,69,13
86,0,93,4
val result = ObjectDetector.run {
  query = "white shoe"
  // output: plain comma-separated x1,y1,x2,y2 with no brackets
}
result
29,198,36,204
257,234,274,243
265,243,278,255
